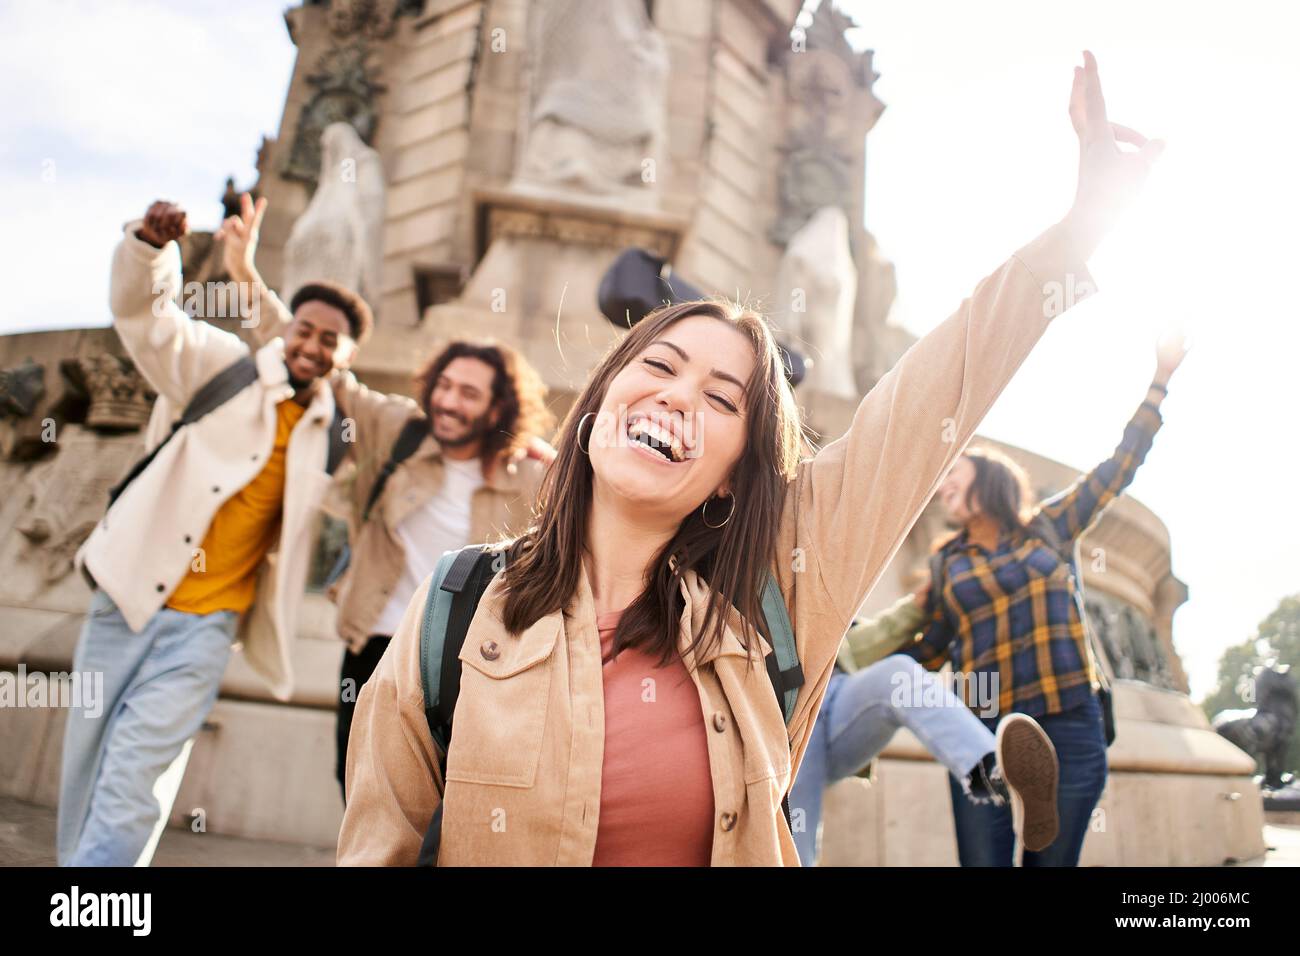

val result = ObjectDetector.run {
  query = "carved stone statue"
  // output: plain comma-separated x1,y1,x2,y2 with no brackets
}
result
1214,665,1297,790
280,44,385,190
516,0,668,204
775,206,858,399
282,122,386,310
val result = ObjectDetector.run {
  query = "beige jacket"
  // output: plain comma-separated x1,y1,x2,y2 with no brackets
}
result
246,286,547,651
325,377,547,650
337,220,1094,866
77,221,341,701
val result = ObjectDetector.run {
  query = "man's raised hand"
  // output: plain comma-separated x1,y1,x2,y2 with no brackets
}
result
214,192,268,283
136,201,189,249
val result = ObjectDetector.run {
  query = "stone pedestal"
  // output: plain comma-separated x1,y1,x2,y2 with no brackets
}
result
420,188,688,405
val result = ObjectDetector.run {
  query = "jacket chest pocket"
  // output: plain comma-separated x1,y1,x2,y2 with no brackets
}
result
444,617,560,788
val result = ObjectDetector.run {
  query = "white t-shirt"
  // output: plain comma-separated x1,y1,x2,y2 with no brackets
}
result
371,456,485,637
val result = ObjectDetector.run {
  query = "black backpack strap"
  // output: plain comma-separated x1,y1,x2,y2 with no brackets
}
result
325,404,349,475
362,416,430,522
107,354,259,507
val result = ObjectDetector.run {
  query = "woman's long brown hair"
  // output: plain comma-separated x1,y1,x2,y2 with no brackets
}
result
499,300,806,665
961,445,1035,535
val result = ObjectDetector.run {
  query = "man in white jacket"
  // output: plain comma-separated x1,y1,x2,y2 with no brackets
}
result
58,198,371,866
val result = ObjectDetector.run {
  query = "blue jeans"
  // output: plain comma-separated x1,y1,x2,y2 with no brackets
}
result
948,694,1108,867
57,589,236,866
789,654,997,866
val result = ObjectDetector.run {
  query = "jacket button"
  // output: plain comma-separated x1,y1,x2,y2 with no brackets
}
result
212,485,220,493
184,535,192,544
156,583,165,593
712,713,727,733
480,640,500,661
719,812,738,832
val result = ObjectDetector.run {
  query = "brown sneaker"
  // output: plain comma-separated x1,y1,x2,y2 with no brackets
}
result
994,713,1059,853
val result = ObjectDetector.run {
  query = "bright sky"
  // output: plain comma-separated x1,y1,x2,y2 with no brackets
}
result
1,0,1294,699
841,0,1300,700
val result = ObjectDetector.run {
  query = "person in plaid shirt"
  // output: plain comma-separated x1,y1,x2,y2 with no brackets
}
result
904,333,1188,866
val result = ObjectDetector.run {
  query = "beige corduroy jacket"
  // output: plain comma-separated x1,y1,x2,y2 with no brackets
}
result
337,220,1095,866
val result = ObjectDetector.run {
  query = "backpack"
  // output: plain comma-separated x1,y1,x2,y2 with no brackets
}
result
414,544,805,866
107,354,348,507
927,513,1116,745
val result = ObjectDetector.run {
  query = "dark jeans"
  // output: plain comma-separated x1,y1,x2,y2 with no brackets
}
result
948,693,1108,867
335,635,392,800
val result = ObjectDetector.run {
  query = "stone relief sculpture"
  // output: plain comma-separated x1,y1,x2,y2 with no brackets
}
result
282,122,387,311
1084,592,1177,690
775,206,858,399
5,356,153,588
516,0,668,204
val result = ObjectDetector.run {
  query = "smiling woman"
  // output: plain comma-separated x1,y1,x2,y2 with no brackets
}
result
336,51,1165,867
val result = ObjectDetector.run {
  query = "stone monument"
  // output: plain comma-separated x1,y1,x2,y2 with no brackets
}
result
0,0,1267,866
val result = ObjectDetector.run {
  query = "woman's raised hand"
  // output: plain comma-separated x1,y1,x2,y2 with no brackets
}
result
1065,50,1165,259
1154,330,1191,386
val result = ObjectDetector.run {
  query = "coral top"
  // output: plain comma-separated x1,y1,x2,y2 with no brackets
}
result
590,610,715,866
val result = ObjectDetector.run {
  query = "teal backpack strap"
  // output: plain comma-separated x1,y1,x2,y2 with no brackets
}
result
419,550,461,754
415,545,499,868
760,571,803,726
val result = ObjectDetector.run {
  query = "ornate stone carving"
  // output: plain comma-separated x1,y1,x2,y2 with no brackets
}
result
282,122,387,308
480,191,684,261
771,2,885,246
1084,591,1178,690
515,0,668,205
0,359,45,419
775,206,858,398
59,356,156,432
326,0,409,40
281,42,386,191
14,425,144,586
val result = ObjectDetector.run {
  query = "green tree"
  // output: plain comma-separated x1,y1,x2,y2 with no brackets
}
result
1202,594,1300,780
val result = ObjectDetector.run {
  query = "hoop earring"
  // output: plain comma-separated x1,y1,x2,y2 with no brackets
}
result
577,412,597,456
701,494,735,529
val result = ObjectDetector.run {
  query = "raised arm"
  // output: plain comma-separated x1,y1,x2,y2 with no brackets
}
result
1035,331,1187,543
776,53,1165,761
215,192,293,346
337,576,443,866
110,201,249,408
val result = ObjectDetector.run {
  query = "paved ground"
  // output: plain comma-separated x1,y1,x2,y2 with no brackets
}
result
0,796,334,867
2,795,1296,867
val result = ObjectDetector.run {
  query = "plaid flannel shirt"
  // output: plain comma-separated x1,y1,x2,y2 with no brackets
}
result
903,401,1163,719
